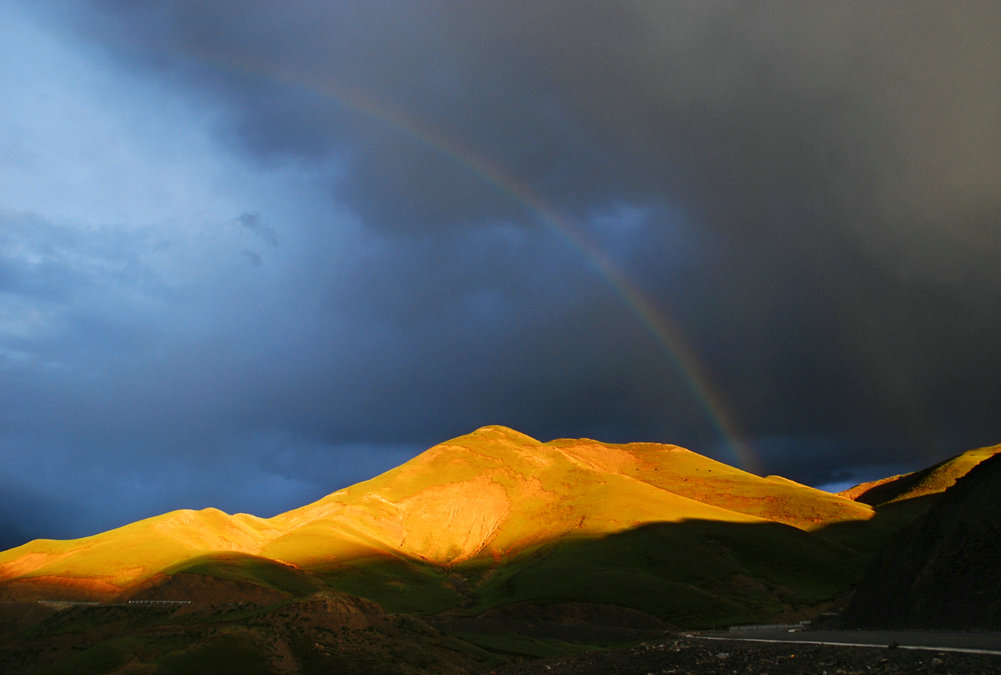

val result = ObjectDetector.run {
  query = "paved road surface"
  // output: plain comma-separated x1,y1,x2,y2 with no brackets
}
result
694,627,1001,655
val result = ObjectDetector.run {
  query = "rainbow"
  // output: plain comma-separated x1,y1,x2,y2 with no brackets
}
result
203,54,759,472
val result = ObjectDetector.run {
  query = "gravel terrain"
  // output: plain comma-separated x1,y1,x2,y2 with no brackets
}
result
495,633,1001,674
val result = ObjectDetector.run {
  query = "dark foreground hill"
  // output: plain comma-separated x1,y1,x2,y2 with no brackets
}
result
844,452,1001,629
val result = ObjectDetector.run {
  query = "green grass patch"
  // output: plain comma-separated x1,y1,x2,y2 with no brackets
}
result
316,556,463,614
469,519,865,628
445,630,601,658
815,495,936,556
39,636,148,675
156,633,273,675
167,553,319,597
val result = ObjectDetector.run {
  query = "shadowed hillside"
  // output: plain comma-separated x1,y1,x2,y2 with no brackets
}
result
843,451,1001,629
0,591,496,674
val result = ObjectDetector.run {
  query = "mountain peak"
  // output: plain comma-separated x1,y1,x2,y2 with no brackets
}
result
463,425,541,444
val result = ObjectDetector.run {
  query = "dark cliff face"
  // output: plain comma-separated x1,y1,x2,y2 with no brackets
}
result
844,453,1001,629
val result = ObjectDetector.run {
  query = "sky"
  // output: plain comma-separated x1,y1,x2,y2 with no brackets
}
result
2,1,1001,549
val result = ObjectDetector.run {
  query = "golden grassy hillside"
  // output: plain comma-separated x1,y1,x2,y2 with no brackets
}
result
0,508,282,598
267,426,779,567
546,436,873,529
839,443,1001,506
0,426,879,600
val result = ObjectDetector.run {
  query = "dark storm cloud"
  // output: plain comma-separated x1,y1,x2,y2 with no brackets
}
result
52,2,1001,258
4,1,1001,543
36,4,1001,436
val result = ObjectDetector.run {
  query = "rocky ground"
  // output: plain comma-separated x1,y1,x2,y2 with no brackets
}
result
495,635,1001,674
5,593,1001,674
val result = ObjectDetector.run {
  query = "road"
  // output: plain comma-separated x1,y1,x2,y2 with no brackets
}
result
692,627,1001,656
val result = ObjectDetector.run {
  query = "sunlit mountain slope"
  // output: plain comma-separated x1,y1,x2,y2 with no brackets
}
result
0,426,879,613
546,436,872,529
839,443,1001,506
0,508,285,598
265,425,858,568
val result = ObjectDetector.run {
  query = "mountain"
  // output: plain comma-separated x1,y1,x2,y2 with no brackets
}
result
0,426,872,617
3,428,1000,672
843,447,1001,629
3,427,997,628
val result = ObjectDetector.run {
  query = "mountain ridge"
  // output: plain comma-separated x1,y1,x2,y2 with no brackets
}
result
0,425,867,597
838,443,1000,506
1,426,997,631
